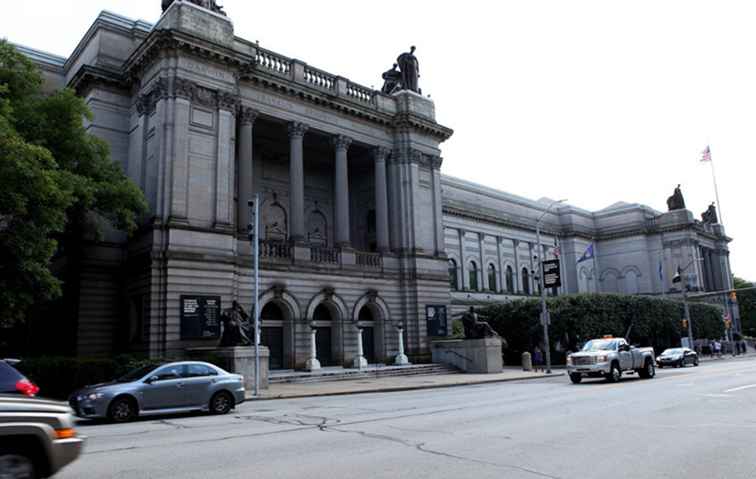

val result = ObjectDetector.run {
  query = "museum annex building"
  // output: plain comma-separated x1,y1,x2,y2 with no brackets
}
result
16,1,737,367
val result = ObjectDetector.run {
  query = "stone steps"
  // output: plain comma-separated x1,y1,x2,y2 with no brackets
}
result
269,363,459,384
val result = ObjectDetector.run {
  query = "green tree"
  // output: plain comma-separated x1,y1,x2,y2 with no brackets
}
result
0,40,147,325
734,277,756,337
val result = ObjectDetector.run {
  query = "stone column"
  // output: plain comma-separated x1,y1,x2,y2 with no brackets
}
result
353,327,368,369
237,107,258,232
288,122,308,242
373,147,391,252
430,156,445,256
333,135,353,247
305,326,321,371
394,325,410,365
215,93,239,230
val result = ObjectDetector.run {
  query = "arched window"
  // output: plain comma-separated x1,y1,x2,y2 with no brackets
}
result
469,261,479,291
448,259,459,291
506,266,514,293
522,267,530,295
487,264,497,292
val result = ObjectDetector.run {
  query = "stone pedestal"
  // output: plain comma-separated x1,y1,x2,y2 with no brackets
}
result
186,346,269,390
394,326,410,366
306,328,321,371
352,328,368,369
431,338,503,374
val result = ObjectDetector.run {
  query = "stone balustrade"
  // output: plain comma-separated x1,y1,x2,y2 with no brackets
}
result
356,251,382,269
255,48,291,77
259,240,291,260
310,246,341,265
346,81,374,104
304,66,336,91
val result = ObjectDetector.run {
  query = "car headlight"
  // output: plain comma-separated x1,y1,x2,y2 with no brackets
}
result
597,355,609,363
87,392,105,401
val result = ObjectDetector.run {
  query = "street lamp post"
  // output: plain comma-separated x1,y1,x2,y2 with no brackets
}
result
674,257,698,349
535,199,567,375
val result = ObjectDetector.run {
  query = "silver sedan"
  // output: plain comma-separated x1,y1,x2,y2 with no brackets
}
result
68,361,245,422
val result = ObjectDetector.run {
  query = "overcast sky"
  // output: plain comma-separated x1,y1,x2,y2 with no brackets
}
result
2,0,752,279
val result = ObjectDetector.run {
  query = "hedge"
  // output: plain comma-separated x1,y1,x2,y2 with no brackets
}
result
479,294,725,366
16,354,224,400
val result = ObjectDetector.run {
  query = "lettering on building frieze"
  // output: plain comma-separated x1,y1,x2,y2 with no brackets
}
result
180,58,234,82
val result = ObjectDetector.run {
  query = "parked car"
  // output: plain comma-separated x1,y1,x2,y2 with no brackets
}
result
0,394,84,478
656,348,699,368
68,361,245,423
566,337,656,384
0,360,40,397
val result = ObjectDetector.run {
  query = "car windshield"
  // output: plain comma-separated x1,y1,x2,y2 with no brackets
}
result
116,364,163,383
581,340,619,352
662,348,684,355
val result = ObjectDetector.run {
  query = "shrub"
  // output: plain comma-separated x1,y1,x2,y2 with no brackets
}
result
480,294,725,365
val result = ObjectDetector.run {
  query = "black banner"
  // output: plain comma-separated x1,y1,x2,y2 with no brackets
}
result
180,295,221,340
542,260,562,288
426,305,448,337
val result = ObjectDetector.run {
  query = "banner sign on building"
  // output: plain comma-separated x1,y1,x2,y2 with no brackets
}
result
542,259,562,288
180,295,221,340
426,305,448,337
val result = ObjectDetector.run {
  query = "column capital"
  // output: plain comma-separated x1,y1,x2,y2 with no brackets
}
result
288,121,309,139
373,146,391,162
239,107,259,126
332,134,353,151
217,91,241,111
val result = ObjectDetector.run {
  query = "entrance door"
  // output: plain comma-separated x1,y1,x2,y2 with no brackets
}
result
315,327,332,366
362,327,375,364
261,327,284,370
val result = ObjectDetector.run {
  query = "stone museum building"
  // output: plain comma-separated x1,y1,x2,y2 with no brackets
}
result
16,1,737,366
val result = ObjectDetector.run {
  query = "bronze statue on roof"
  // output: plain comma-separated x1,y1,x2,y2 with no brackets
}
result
162,0,226,16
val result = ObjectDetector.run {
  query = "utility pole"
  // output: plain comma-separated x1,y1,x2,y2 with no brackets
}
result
535,199,566,375
247,196,260,397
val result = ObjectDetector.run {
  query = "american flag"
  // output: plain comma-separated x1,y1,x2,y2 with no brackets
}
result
700,145,712,162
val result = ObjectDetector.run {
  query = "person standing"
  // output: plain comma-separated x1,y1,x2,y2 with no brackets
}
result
533,347,543,372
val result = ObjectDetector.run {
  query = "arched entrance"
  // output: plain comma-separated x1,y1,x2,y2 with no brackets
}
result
312,304,336,366
357,306,383,364
260,302,285,370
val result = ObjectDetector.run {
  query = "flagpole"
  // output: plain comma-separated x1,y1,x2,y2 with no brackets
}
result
708,158,724,226
592,243,599,293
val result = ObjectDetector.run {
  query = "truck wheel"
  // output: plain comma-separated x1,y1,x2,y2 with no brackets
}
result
606,363,621,383
0,450,38,479
569,373,582,384
639,360,655,379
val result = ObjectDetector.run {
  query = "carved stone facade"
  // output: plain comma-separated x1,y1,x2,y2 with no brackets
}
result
18,1,738,360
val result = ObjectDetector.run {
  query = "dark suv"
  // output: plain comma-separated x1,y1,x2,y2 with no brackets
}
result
0,395,84,478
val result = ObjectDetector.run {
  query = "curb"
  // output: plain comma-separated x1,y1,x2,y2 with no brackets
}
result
246,372,565,401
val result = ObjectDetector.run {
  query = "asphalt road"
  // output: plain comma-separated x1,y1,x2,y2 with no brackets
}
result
59,357,756,479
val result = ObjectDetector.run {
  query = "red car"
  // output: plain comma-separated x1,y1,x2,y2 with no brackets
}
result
0,360,40,397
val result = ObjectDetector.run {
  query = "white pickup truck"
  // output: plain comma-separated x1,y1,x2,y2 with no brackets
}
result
566,337,656,384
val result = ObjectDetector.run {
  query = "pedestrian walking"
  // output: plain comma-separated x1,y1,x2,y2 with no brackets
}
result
533,347,543,372
714,340,722,358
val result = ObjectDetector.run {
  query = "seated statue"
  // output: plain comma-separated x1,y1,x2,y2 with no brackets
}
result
701,202,718,224
162,0,226,15
666,184,686,211
381,64,402,94
460,307,499,339
219,301,251,347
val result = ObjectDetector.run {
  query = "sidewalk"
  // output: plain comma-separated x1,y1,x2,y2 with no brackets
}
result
247,367,563,400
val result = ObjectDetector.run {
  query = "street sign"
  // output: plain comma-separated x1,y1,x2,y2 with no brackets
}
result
426,305,448,337
180,295,221,339
542,259,562,288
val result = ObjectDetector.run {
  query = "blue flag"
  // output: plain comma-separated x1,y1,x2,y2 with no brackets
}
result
577,244,594,264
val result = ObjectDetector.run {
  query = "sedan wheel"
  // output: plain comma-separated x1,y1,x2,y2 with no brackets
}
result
210,392,233,415
108,397,136,423
0,453,37,479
